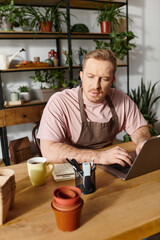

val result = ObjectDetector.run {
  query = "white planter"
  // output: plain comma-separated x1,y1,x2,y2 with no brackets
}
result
0,17,13,31
19,92,30,102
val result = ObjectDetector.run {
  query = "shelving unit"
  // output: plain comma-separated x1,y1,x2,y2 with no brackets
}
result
0,0,129,165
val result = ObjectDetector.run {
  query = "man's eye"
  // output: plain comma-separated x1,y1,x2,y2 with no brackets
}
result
88,75,93,78
102,78,109,81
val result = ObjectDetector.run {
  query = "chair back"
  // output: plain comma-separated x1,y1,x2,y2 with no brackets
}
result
32,122,42,157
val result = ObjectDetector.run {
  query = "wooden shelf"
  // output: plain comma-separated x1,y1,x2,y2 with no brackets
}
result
0,31,67,39
0,0,126,8
0,0,60,7
0,31,113,39
64,0,126,10
4,100,46,108
1,66,69,73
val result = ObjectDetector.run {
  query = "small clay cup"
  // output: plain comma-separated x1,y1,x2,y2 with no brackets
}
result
53,186,81,206
51,199,84,231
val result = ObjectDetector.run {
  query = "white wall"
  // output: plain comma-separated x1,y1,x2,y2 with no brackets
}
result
0,0,160,159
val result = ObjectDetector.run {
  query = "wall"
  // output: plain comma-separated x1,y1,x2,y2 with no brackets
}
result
0,0,160,159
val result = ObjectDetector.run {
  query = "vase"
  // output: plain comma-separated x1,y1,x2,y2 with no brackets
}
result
100,21,111,34
0,17,13,31
19,92,30,102
10,92,19,101
40,22,52,32
79,55,85,65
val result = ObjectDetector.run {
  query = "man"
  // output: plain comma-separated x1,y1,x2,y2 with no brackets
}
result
37,49,150,166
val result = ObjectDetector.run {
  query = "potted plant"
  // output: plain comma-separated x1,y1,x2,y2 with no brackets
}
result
30,70,77,102
18,85,30,102
24,1,66,32
78,47,87,65
70,23,89,33
62,49,77,70
123,79,160,142
96,4,125,33
93,31,136,63
49,69,77,89
109,31,137,62
0,0,29,31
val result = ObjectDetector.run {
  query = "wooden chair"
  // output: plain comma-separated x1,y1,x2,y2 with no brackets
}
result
32,122,42,157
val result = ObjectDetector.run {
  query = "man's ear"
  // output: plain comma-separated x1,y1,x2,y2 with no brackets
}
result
79,71,83,81
112,77,116,85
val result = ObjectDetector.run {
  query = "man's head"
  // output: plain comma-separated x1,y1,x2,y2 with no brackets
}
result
80,49,117,103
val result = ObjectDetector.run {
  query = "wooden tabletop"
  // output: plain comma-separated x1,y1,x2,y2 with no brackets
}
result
0,141,160,240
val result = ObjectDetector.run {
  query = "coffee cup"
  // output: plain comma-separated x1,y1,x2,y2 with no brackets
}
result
27,157,54,186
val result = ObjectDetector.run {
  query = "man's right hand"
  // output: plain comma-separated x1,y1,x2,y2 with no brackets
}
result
97,146,133,167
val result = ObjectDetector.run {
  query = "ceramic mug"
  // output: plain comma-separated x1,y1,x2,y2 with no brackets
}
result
27,157,54,186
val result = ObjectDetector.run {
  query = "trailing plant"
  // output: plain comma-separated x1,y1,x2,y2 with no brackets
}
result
94,39,109,49
18,85,29,92
109,31,136,60
96,4,125,29
24,1,66,31
78,47,87,56
94,31,136,60
123,78,160,141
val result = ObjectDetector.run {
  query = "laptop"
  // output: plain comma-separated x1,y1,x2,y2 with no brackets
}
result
98,136,160,180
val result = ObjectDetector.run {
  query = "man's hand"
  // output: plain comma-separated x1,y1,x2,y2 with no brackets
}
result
98,146,132,167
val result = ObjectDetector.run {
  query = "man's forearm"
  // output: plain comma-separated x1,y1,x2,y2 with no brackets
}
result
131,126,150,145
40,140,99,164
40,139,133,166
131,126,150,154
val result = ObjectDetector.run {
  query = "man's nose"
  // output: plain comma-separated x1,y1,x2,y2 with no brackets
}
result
93,78,100,89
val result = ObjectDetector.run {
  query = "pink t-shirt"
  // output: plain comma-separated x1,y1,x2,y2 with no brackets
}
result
37,86,147,144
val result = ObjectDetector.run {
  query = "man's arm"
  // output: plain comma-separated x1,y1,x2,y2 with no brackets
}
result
40,139,133,167
130,126,150,154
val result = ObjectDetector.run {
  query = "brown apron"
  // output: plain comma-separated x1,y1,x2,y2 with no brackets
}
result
74,87,119,149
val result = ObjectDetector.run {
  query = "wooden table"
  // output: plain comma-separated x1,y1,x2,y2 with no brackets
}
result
0,141,160,240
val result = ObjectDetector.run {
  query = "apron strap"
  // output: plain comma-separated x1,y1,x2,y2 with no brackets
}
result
78,86,118,123
78,86,87,122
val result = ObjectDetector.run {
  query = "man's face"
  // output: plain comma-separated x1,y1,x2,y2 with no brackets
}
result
80,58,115,103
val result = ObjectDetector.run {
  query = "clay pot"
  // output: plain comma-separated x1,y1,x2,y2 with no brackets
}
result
40,22,52,32
100,21,111,34
53,186,81,206
52,198,83,212
51,199,84,231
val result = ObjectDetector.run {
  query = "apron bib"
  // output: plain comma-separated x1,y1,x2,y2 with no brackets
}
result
74,87,119,149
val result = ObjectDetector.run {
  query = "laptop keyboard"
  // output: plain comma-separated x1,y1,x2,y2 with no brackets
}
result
111,163,130,174
110,151,137,174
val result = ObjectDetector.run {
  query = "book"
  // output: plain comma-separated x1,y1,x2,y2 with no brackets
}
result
52,163,75,182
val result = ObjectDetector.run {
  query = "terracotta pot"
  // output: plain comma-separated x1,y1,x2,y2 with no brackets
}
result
52,198,83,212
51,199,84,231
100,21,111,34
53,186,81,206
40,22,52,32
